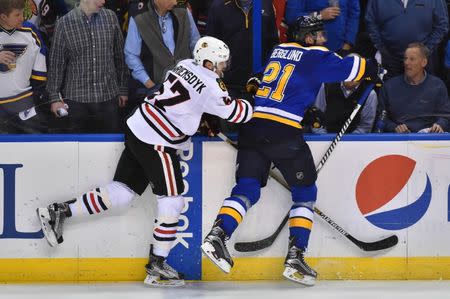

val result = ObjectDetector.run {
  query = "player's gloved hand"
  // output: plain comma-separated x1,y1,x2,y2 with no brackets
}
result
245,76,262,95
363,59,386,87
198,114,221,137
301,106,326,129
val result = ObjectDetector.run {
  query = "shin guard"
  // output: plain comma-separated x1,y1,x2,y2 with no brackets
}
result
152,195,185,257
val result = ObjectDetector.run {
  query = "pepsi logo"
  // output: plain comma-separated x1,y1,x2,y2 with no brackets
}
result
355,155,432,230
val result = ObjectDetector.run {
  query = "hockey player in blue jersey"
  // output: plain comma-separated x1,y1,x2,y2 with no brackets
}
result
201,15,382,286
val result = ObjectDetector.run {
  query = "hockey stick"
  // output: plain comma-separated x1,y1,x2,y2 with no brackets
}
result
219,82,398,252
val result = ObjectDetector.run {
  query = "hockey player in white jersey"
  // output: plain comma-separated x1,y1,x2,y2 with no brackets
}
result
36,36,253,287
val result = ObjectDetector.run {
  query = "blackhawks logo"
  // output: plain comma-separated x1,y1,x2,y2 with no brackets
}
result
23,0,38,20
216,78,227,91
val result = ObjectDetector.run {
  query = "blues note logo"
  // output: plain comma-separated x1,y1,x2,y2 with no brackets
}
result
0,44,27,72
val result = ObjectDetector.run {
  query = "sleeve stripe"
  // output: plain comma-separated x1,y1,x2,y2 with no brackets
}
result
31,75,47,81
227,100,239,121
345,56,360,81
241,100,249,122
231,99,244,123
354,58,367,81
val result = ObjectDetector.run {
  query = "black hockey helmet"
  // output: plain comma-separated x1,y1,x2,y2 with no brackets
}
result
287,15,325,44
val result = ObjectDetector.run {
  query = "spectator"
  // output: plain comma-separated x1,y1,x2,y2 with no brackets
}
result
105,0,129,35
188,0,212,36
379,43,450,133
41,0,73,45
207,0,279,97
124,0,200,110
46,0,129,133
0,0,47,133
312,80,377,134
366,0,448,79
273,0,288,43
285,0,360,56
21,0,69,47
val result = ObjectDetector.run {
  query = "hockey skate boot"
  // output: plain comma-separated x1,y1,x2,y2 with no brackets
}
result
36,202,71,247
144,245,185,287
201,220,234,273
283,238,317,286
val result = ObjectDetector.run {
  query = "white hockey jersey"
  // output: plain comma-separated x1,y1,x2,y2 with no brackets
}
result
0,22,47,115
127,59,253,150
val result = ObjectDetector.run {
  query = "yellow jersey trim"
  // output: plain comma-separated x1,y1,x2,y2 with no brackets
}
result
0,91,33,104
253,112,302,129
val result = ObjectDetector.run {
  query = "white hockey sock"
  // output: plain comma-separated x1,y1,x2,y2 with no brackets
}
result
152,195,185,257
69,181,135,217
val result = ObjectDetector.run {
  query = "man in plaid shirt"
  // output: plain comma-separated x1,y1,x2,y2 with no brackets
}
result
46,0,128,133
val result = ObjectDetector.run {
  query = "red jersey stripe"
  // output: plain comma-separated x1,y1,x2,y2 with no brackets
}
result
145,104,177,138
162,152,176,195
232,100,244,123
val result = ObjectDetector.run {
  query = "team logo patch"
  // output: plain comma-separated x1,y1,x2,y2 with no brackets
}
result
0,43,27,73
217,78,227,91
296,172,304,180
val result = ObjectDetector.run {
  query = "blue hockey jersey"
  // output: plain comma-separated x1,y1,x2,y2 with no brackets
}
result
253,43,366,129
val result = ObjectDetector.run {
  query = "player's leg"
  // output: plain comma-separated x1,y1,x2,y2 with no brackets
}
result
274,140,318,286
127,136,186,287
201,146,270,273
144,195,185,287
37,144,146,247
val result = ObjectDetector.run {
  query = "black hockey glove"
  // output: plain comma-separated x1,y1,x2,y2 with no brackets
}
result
363,59,385,87
198,113,221,137
301,106,326,129
245,75,262,95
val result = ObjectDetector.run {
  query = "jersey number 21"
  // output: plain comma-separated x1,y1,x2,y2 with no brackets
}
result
256,62,295,102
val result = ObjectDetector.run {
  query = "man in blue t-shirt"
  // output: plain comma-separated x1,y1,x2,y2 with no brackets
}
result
379,42,450,133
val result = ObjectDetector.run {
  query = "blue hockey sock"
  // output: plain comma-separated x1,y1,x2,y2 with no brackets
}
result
216,196,249,237
288,205,314,250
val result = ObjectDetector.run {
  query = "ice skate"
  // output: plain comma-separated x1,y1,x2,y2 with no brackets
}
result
282,238,317,286
36,202,71,247
201,220,233,273
144,245,185,287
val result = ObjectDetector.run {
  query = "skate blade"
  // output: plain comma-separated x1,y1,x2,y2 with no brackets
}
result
36,208,58,247
144,274,184,287
283,266,316,286
201,242,231,274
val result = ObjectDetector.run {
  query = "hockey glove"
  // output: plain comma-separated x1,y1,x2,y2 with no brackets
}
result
363,59,385,87
301,106,326,129
199,113,221,137
245,76,262,95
